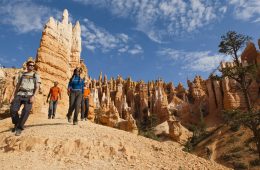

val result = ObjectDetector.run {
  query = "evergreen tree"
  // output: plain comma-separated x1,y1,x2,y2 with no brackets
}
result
216,31,259,159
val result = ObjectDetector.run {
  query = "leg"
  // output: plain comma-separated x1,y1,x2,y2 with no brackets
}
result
67,92,76,119
85,98,89,119
81,97,85,120
52,100,58,118
10,96,22,126
48,100,53,118
17,97,32,130
73,91,82,123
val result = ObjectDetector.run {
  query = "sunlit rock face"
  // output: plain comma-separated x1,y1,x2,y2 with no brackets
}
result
219,42,260,111
185,41,260,126
34,9,86,114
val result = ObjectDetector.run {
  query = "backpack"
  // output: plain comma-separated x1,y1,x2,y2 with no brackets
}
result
16,71,38,94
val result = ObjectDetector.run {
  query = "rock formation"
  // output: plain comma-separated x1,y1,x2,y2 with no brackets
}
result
35,9,86,114
0,9,259,143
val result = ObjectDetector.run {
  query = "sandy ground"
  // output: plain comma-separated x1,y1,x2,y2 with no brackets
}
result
0,113,230,170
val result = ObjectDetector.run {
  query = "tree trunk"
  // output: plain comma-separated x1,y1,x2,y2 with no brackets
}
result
240,73,252,111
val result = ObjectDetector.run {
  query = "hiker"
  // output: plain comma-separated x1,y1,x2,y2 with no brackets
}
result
46,81,61,119
9,61,41,136
81,81,91,121
66,68,84,125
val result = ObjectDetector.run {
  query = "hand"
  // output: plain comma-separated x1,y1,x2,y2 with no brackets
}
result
9,96,14,103
30,96,35,103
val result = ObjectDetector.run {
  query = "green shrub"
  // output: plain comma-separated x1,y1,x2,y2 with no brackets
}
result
244,137,254,147
231,153,242,159
249,159,260,166
220,153,232,161
183,138,193,153
232,162,247,170
138,129,160,141
226,136,239,144
230,146,243,153
237,132,244,137
230,123,240,132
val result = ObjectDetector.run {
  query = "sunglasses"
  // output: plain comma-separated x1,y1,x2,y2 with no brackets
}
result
28,65,35,67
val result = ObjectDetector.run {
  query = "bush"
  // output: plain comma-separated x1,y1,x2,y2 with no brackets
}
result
230,123,240,132
226,136,239,144
220,153,242,162
139,130,160,141
231,153,242,159
232,162,247,170
237,132,244,137
138,114,160,141
183,138,193,152
249,159,260,166
183,123,209,152
220,153,232,161
230,146,243,153
244,137,254,147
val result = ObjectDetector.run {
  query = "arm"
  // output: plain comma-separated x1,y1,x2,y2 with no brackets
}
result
30,82,40,103
59,88,62,100
46,89,51,102
67,77,73,95
30,73,41,103
9,73,22,103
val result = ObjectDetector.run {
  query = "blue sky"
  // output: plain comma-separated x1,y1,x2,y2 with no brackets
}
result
0,0,259,87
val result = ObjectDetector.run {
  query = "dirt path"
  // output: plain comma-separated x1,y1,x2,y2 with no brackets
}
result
210,140,218,161
0,113,230,170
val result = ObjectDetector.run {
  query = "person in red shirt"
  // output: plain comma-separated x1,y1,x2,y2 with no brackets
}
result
47,81,61,119
81,81,91,121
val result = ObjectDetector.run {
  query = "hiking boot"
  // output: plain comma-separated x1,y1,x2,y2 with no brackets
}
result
84,118,87,121
11,128,16,132
73,121,78,125
48,116,51,119
11,124,17,132
52,115,55,119
15,129,22,136
81,118,84,121
67,115,72,123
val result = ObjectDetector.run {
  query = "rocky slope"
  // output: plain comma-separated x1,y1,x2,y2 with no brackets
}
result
193,125,260,170
0,113,229,170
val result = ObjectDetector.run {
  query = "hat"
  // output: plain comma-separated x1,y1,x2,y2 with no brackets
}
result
26,61,35,66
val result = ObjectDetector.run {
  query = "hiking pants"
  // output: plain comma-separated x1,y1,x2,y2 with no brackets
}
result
81,97,89,119
67,90,82,122
10,95,33,129
48,100,58,117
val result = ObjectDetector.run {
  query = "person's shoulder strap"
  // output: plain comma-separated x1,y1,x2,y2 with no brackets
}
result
18,71,24,81
15,71,25,92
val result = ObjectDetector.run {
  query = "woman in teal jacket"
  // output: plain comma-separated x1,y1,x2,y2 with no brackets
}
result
66,68,84,125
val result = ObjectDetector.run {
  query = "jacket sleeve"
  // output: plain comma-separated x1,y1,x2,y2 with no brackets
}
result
68,77,73,90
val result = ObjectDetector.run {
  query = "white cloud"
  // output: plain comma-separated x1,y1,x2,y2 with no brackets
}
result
0,0,60,33
82,18,143,55
118,46,129,53
157,48,231,72
128,44,143,55
0,56,17,64
74,0,227,43
229,0,260,21
253,18,260,23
